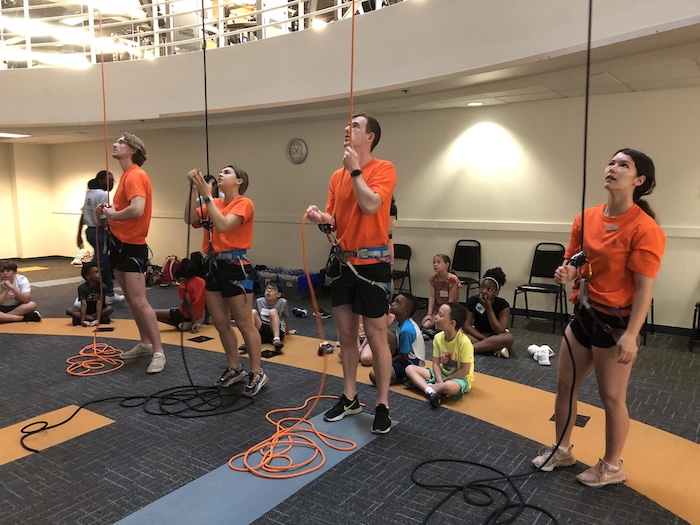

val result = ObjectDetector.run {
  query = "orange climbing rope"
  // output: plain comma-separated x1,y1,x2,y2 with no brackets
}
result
66,12,124,377
230,2,362,477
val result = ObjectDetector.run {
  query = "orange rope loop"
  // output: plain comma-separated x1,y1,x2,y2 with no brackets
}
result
66,342,124,376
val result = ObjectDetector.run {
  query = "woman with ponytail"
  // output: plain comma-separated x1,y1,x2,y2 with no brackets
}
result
532,148,665,488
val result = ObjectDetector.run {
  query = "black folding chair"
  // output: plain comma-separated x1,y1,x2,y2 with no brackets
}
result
452,239,481,303
391,244,412,295
511,242,568,333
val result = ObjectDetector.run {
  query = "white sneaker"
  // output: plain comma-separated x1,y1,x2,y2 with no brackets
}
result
105,293,125,305
146,353,166,374
120,342,153,359
534,348,551,366
528,344,554,357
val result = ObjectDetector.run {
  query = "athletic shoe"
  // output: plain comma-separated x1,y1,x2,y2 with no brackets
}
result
105,293,125,305
23,311,42,322
402,378,416,389
214,366,247,387
146,353,166,374
429,391,445,409
495,347,510,358
120,342,153,359
532,444,577,471
422,328,437,339
324,394,362,422
534,348,551,366
313,308,332,320
528,344,554,357
72,317,81,326
576,459,627,488
178,321,193,331
243,370,268,397
318,341,335,356
292,307,308,318
239,344,247,354
273,340,284,353
371,404,391,434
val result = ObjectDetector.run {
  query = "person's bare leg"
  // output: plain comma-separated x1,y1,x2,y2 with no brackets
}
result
364,315,391,407
334,305,360,400
231,293,262,372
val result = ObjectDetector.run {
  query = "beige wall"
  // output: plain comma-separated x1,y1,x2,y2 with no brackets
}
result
9,86,696,329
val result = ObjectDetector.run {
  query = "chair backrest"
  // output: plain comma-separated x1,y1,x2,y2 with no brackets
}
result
452,239,481,275
393,243,411,266
529,243,565,281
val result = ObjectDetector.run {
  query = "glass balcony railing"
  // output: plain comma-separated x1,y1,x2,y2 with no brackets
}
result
0,0,404,70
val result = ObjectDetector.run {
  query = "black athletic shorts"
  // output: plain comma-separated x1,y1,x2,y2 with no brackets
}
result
331,261,390,319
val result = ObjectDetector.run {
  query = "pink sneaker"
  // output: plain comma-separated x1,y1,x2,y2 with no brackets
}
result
532,444,577,471
576,459,627,488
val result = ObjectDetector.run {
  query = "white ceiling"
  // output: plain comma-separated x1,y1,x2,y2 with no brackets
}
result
2,10,700,145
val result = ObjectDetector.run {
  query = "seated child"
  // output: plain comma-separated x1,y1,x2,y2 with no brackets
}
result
240,282,296,354
462,267,514,358
0,260,41,323
405,302,474,409
369,293,425,385
66,263,114,326
420,254,461,335
154,258,206,333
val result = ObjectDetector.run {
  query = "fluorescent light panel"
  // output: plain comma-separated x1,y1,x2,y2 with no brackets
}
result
0,132,32,139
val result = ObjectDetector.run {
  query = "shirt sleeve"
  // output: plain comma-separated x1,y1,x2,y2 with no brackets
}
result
397,323,416,355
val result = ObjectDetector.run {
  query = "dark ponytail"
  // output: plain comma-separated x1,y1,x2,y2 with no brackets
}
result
615,148,657,221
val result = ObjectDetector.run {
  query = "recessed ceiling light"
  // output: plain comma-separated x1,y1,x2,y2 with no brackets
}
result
0,132,32,139
467,102,484,107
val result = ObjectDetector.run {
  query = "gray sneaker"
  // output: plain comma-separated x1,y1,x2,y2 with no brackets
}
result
146,353,166,374
214,366,247,387
120,342,153,359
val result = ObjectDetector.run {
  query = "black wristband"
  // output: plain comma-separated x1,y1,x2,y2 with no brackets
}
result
350,169,362,178
202,196,211,204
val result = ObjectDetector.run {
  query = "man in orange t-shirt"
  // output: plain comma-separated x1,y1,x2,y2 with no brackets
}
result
306,113,396,435
99,133,166,374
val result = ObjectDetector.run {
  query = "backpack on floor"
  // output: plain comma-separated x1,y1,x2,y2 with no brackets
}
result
156,255,180,286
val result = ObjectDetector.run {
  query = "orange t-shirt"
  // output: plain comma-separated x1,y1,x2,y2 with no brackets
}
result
110,164,152,245
566,203,666,309
178,277,206,320
197,196,254,253
325,157,396,265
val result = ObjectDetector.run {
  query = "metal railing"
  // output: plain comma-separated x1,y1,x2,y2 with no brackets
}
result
0,0,404,70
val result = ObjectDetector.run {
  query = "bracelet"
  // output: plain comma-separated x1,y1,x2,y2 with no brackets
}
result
350,169,362,178
202,196,211,204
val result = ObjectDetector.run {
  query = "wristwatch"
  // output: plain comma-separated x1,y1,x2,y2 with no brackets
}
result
202,196,211,204
350,169,362,178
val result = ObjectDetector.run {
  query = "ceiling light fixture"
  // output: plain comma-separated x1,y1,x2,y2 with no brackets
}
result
0,132,32,139
467,102,484,107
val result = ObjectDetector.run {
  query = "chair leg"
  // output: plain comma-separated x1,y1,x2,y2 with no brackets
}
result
511,291,518,327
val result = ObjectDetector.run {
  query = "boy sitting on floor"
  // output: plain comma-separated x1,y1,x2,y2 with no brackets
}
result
240,282,296,355
66,262,113,326
404,302,474,409
154,258,206,333
0,260,41,323
370,293,425,385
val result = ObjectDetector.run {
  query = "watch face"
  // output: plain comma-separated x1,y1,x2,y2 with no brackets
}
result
288,138,308,164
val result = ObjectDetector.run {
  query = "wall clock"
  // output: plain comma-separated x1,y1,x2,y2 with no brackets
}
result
287,138,308,164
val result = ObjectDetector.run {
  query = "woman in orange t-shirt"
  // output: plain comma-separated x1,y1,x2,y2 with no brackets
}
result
185,165,267,398
532,148,666,488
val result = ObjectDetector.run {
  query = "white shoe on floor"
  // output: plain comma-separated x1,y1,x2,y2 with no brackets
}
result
534,348,552,366
106,293,125,305
528,344,554,357
146,353,166,374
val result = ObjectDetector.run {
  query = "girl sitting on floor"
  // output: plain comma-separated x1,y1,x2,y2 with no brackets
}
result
462,267,514,358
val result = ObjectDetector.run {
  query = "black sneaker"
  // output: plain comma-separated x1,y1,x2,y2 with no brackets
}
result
371,404,391,434
72,317,81,326
314,308,332,320
239,344,247,354
23,311,42,322
429,392,445,409
292,307,308,318
273,340,284,353
324,394,361,422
